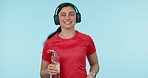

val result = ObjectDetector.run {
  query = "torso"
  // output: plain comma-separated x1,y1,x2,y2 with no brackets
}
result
42,30,96,78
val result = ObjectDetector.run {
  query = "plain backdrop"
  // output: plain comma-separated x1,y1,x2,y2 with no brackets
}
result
0,0,148,78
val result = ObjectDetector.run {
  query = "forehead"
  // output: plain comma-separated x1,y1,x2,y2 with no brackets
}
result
59,6,76,13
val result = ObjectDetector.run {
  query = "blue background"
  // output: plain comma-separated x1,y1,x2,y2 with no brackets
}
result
0,0,148,78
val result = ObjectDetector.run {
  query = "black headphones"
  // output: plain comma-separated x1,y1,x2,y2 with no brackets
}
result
54,2,81,25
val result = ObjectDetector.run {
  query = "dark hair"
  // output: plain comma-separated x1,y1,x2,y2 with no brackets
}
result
47,26,61,39
47,2,77,40
56,3,76,16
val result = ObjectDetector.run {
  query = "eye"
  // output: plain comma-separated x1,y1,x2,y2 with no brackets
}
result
69,12,75,16
60,12,66,16
70,13,75,16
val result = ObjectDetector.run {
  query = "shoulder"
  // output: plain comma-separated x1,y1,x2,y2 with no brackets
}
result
44,33,58,45
76,30,92,41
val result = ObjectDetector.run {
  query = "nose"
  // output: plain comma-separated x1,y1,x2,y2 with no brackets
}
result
65,15,70,20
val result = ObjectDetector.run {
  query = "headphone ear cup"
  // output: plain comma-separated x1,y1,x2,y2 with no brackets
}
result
54,15,60,25
76,13,81,23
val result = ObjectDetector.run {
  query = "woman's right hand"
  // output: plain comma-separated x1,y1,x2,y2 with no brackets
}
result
46,64,58,75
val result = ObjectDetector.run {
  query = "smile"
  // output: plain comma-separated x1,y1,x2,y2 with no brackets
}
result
64,21,72,25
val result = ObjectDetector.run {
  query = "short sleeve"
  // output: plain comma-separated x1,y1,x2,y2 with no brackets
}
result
86,36,96,56
42,42,52,63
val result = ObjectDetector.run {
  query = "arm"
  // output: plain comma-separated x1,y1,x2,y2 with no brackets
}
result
87,52,100,78
40,60,50,78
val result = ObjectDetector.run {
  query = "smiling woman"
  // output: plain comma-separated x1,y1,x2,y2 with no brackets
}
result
40,2,99,78
1,0,148,78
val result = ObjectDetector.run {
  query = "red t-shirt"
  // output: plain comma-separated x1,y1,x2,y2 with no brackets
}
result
42,30,96,78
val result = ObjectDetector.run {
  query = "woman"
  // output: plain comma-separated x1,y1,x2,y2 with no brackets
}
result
40,2,99,78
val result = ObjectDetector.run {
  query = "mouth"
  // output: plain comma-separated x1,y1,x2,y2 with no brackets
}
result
64,21,72,25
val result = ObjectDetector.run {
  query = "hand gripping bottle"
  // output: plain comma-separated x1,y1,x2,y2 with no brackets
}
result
47,50,60,78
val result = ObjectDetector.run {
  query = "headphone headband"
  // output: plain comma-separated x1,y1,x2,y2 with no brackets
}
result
54,3,80,16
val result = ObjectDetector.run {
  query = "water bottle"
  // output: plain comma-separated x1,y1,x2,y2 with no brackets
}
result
47,50,60,78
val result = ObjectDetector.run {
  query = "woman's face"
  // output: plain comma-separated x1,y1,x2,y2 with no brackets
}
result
58,6,76,30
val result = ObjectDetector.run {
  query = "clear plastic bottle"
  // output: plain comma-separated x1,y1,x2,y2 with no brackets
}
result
51,53,60,78
47,50,60,78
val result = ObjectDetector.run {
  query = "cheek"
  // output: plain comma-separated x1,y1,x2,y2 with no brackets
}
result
72,16,76,20
70,17,76,23
59,19,65,25
59,17,63,21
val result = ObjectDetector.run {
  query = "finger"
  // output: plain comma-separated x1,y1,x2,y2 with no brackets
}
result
47,68,58,72
47,65,58,72
48,64,56,70
48,64,56,67
48,64,56,68
46,69,58,75
48,66,57,71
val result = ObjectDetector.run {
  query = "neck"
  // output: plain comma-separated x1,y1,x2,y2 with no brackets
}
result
59,29,76,39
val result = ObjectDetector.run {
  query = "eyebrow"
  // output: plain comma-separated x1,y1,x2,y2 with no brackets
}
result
60,11,75,14
69,12,75,14
60,12,66,15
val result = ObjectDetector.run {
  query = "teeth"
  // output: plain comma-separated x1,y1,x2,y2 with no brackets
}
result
64,21,71,24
